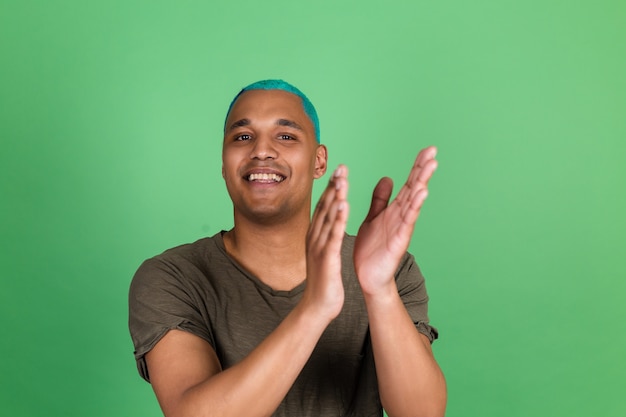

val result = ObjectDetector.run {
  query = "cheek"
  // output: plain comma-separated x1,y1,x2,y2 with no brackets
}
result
221,152,238,180
309,152,321,175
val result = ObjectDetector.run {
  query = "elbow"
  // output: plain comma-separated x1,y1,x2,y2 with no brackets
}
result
384,378,447,417
386,401,446,417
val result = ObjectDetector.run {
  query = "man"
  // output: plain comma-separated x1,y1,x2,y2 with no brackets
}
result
129,79,446,417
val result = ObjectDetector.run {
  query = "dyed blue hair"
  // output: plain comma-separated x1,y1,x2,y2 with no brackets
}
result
225,79,320,143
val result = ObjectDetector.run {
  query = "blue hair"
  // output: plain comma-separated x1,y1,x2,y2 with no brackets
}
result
225,79,320,143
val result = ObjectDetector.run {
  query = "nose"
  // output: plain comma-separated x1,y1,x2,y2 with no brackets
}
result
249,135,278,160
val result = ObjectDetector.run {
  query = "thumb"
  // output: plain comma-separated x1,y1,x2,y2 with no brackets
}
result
364,177,393,222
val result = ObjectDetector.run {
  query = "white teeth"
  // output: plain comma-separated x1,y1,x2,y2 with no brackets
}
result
248,173,285,182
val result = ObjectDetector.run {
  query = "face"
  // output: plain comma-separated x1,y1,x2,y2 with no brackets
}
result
222,89,327,223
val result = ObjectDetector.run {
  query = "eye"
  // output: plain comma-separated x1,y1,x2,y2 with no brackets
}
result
235,134,252,141
279,134,296,140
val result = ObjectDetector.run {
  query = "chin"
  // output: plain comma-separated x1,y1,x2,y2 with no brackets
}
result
238,204,288,222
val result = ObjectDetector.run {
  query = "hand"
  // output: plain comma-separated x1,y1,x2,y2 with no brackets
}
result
354,146,438,295
302,165,350,320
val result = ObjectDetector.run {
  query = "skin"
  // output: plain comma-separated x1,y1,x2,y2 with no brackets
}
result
145,89,446,417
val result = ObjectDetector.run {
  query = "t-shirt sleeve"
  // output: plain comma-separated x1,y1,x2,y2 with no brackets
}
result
128,256,215,382
395,253,439,343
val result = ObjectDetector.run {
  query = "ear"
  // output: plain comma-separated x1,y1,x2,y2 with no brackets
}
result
313,144,328,179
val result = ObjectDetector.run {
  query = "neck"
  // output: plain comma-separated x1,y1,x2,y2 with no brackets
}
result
223,211,311,291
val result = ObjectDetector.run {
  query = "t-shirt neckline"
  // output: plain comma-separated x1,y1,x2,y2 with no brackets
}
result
212,231,307,298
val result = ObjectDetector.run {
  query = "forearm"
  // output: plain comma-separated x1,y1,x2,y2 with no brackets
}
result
173,300,331,417
364,286,446,417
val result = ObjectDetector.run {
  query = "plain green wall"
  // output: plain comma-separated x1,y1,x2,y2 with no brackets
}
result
1,1,624,416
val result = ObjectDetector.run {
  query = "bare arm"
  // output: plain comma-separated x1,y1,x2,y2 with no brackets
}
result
354,146,447,417
364,289,446,417
145,166,350,417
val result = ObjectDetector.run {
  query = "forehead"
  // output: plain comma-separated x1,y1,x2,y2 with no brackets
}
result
226,89,312,128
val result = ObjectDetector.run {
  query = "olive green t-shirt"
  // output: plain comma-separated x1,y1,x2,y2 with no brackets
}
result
128,232,437,417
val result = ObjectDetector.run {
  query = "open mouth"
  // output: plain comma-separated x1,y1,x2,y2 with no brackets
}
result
246,173,286,183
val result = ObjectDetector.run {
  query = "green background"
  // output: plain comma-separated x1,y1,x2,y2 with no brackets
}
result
1,0,624,416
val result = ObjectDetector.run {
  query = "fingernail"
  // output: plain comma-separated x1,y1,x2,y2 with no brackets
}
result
333,166,342,177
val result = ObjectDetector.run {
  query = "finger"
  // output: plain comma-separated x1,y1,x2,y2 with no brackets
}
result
363,177,393,223
309,165,348,242
309,184,337,243
312,175,349,251
329,200,349,248
417,158,438,183
415,146,437,168
395,147,436,204
322,166,349,242
408,159,438,202
408,146,437,185
400,149,438,202
317,192,350,251
401,187,429,227
310,165,345,228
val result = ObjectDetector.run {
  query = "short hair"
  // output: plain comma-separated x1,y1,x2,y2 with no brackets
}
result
224,79,320,143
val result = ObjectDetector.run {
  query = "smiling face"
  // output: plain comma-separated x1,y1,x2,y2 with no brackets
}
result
222,89,327,224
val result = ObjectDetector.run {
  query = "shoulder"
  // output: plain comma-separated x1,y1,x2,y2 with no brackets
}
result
143,233,226,268
131,233,228,291
156,233,225,263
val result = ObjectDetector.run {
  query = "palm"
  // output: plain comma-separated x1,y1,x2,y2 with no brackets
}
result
354,147,438,294
354,178,410,271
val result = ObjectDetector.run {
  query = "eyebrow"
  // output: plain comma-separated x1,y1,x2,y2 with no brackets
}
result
276,119,303,131
228,118,304,132
228,118,250,131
